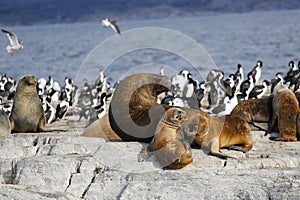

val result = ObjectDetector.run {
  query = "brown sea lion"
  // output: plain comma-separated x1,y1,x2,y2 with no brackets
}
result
268,84,299,141
109,73,171,143
231,96,272,123
183,113,253,159
0,110,10,136
10,75,46,133
230,96,273,131
82,113,121,141
179,107,211,147
147,107,192,169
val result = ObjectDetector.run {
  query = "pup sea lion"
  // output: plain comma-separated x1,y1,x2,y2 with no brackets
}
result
0,110,10,136
109,73,171,143
10,75,46,133
147,107,193,169
184,113,253,159
268,84,299,141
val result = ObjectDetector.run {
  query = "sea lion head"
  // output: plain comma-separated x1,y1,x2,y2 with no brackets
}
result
183,113,210,140
272,84,287,95
16,75,37,95
165,107,189,125
109,73,172,142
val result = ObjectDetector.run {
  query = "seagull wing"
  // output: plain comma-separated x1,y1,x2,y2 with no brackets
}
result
108,18,116,24
109,23,121,34
1,29,19,46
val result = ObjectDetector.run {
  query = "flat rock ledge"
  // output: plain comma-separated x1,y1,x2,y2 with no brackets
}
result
0,117,300,199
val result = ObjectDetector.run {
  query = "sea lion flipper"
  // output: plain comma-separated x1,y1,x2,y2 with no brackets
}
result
138,149,153,162
209,139,236,159
227,145,252,153
138,127,158,162
147,137,156,152
210,151,236,160
274,136,297,142
38,115,46,132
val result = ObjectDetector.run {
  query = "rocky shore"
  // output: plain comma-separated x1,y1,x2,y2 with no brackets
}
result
0,115,299,199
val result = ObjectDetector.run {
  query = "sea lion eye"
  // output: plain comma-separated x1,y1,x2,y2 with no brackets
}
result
194,125,198,131
187,124,198,132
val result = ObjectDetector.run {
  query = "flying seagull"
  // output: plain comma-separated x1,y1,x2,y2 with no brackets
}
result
1,29,24,55
101,18,121,34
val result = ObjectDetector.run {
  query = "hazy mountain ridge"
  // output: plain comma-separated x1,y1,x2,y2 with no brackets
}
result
0,0,300,25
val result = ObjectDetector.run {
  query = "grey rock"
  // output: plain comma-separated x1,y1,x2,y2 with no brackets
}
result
0,117,300,199
0,184,81,200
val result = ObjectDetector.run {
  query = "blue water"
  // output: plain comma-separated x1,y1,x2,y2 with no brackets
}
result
0,9,299,86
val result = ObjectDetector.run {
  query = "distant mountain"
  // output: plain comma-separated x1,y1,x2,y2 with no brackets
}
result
1,0,300,25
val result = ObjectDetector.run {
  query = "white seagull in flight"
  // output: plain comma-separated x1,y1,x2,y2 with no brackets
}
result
1,29,24,55
101,18,121,34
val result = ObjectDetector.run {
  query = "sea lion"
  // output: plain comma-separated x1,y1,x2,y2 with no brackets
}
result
0,110,10,136
268,84,299,141
230,96,273,131
10,75,46,133
179,107,211,147
82,113,121,141
231,96,272,123
147,107,193,169
109,73,171,143
183,113,253,159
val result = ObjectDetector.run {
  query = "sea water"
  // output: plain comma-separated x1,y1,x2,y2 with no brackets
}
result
0,9,299,86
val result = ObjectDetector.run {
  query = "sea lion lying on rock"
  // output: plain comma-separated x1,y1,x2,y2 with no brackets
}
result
109,73,171,143
267,84,300,141
10,75,46,133
230,96,273,130
146,107,193,169
183,113,253,159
